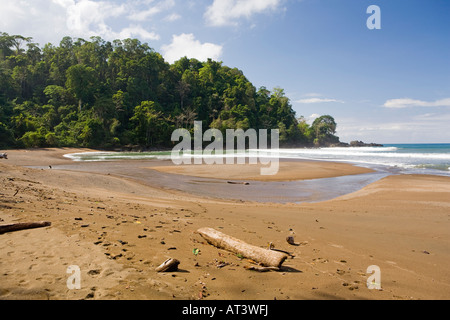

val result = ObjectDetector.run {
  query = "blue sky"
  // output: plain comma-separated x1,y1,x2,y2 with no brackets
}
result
1,0,449,143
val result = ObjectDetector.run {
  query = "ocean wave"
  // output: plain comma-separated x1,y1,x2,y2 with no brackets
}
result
64,147,450,176
415,164,450,171
66,150,450,161
263,147,399,154
63,152,172,161
63,152,111,161
321,146,399,152
269,149,450,160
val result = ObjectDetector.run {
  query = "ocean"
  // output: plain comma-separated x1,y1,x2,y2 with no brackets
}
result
65,143,450,177
274,143,450,177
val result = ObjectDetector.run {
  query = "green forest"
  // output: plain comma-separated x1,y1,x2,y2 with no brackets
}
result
0,32,340,150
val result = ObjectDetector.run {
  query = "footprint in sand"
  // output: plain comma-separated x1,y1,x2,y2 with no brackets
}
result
88,269,102,277
28,263,38,270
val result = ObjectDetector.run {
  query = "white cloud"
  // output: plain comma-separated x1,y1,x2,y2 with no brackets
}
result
413,113,450,121
296,98,345,104
0,0,68,44
204,0,282,27
113,26,160,41
53,0,74,7
164,13,181,22
128,0,175,21
383,98,450,109
57,0,161,41
335,115,450,144
161,33,223,64
63,0,127,38
0,0,163,45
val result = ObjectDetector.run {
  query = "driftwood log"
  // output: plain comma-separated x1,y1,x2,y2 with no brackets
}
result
0,221,51,235
155,258,180,272
244,265,281,272
227,181,250,185
197,227,288,268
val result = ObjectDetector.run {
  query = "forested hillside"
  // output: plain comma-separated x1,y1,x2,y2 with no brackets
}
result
0,33,340,149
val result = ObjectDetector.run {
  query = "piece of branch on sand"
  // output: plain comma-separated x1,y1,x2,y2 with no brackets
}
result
155,258,180,272
0,221,51,235
244,265,281,272
197,227,288,268
227,181,250,185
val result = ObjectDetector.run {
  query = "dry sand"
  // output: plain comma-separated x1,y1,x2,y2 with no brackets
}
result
0,148,449,300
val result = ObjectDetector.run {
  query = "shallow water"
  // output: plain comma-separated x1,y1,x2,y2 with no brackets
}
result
28,159,391,204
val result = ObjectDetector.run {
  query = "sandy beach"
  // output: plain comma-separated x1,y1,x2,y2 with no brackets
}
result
151,161,375,182
1,148,449,300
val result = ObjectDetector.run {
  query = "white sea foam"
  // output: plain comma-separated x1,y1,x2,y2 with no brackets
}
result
251,146,450,175
64,144,450,176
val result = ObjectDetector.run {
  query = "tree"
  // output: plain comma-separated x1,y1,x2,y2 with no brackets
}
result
0,32,14,58
311,115,339,146
297,116,313,145
65,64,96,111
130,101,164,146
77,115,106,147
176,79,190,110
44,85,73,107
0,122,15,148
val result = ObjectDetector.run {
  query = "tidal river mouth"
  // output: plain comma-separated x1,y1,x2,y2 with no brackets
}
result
27,154,393,204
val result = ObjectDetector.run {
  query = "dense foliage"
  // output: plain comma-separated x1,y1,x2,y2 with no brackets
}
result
0,33,340,149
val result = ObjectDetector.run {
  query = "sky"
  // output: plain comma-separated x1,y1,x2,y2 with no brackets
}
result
1,0,449,143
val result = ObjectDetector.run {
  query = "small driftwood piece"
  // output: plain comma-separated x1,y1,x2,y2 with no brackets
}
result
0,221,51,235
244,265,280,272
155,258,180,272
227,181,250,185
197,227,288,268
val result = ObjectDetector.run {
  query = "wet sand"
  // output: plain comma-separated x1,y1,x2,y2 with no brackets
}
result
151,161,375,182
1,148,449,300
